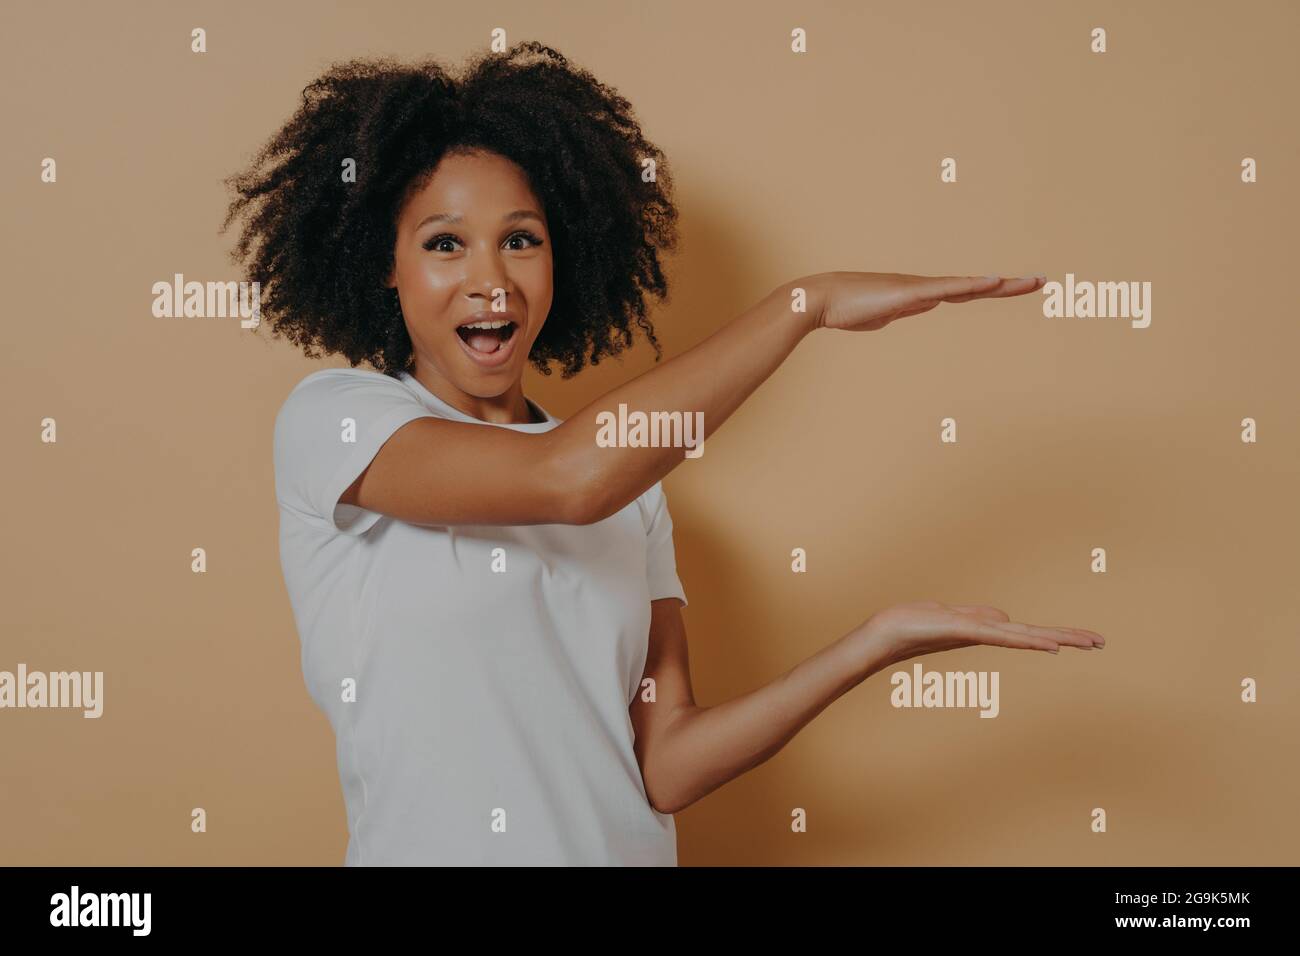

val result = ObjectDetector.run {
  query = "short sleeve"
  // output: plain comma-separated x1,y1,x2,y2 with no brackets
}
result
638,481,688,608
273,369,438,537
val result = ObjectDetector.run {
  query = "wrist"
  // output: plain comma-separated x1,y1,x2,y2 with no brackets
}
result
768,277,823,338
836,623,892,686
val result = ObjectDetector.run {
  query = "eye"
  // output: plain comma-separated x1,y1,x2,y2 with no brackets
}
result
423,233,461,253
505,230,544,250
422,230,544,253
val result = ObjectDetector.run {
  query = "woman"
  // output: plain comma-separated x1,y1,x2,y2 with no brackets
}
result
222,42,1103,866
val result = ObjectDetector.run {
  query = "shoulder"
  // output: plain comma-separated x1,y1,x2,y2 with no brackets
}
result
282,366,412,402
273,367,434,460
277,367,419,419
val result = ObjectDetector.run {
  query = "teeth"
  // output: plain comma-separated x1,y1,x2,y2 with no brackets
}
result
459,319,513,330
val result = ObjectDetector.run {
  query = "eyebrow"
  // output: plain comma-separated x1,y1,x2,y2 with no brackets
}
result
414,209,544,230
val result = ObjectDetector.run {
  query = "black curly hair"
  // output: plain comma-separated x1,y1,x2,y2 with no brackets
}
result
219,41,679,379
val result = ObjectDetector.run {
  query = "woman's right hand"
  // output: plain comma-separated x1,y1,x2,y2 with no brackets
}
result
797,271,1046,333
848,600,1105,673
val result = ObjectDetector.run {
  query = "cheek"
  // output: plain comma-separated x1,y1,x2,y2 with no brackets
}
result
409,260,463,298
518,256,554,307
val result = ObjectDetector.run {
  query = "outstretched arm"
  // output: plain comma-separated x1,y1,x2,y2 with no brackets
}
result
632,598,1103,816
342,272,1038,529
550,272,1042,524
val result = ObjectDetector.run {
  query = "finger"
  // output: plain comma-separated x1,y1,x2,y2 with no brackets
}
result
908,275,1003,305
944,275,1045,303
997,621,1098,648
903,276,1043,312
951,620,1062,654
940,276,1002,303
950,606,1101,646
1038,625,1105,647
1032,625,1104,647
972,276,1044,299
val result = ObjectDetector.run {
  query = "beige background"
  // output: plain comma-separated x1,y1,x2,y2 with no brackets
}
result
2,0,1296,865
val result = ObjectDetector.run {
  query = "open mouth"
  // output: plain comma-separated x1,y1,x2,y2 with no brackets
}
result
456,320,518,355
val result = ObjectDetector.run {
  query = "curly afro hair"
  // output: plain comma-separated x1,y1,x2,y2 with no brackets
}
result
219,41,679,379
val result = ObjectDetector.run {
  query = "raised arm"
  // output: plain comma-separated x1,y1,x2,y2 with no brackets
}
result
344,277,814,527
344,272,1036,528
550,278,815,523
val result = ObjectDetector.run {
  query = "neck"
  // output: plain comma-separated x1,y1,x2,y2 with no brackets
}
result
410,361,540,425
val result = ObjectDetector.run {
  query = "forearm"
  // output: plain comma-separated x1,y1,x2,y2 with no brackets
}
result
644,629,890,815
546,280,814,522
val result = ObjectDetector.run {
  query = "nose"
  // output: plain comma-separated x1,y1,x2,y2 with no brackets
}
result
463,245,511,307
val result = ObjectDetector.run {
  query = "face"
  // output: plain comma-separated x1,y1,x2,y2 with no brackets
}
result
386,148,553,414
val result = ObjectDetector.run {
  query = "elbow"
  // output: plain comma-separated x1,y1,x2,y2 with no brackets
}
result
640,708,701,816
568,461,622,525
643,759,693,815
567,490,606,526
572,471,634,525
646,784,683,817
545,435,613,526
558,486,604,526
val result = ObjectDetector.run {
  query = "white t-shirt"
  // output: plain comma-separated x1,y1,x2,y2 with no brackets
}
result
272,367,688,865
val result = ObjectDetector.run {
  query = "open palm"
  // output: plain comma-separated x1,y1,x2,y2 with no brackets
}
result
853,600,1104,671
808,271,1045,332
